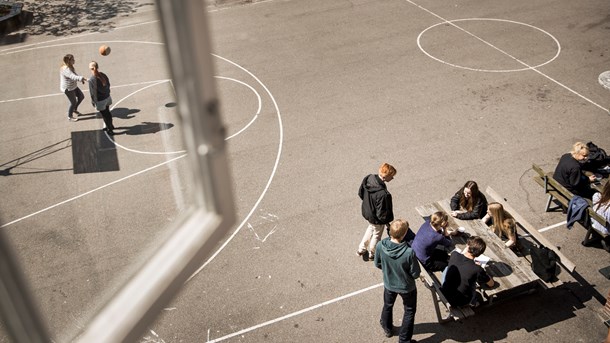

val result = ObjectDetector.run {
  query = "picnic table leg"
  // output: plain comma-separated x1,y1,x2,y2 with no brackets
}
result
545,194,553,212
426,284,452,323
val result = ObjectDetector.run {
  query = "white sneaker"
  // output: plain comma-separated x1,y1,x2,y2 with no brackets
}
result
68,117,78,122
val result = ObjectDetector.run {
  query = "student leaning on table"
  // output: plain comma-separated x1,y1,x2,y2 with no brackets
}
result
449,180,488,220
411,211,457,272
482,202,517,248
441,236,495,307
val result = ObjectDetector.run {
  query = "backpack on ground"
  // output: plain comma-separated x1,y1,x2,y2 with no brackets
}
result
529,245,558,282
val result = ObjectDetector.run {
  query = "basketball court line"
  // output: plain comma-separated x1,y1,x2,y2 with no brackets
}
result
405,0,608,114
206,283,384,342
0,154,186,229
538,221,567,232
0,80,170,104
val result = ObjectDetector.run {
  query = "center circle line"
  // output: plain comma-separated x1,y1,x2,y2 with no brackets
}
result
417,18,561,73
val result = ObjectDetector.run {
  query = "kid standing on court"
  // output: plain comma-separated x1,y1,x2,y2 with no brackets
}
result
374,219,420,342
357,162,396,261
60,54,87,122
88,61,115,135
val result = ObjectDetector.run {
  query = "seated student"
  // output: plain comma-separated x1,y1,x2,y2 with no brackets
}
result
592,182,610,249
553,142,597,199
450,181,488,220
411,211,456,271
482,202,517,248
441,236,495,307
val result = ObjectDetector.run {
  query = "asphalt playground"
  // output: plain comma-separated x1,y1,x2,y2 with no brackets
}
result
1,0,610,342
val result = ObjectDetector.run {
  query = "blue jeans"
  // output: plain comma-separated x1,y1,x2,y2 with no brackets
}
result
64,87,84,118
381,287,417,343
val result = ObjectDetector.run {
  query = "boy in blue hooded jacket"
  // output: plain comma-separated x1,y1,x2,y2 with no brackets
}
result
374,219,420,342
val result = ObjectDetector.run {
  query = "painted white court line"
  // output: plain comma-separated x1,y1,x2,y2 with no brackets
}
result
0,40,163,56
0,154,186,229
187,53,284,281
538,221,567,233
106,80,186,155
0,20,161,54
0,80,170,104
406,0,608,114
207,283,383,342
417,18,561,73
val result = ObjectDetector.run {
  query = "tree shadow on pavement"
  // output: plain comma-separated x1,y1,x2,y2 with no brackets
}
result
21,0,154,36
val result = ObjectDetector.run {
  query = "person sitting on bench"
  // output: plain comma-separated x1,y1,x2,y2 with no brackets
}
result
450,181,488,220
482,202,517,248
441,236,495,307
592,182,610,250
411,211,456,271
553,142,597,199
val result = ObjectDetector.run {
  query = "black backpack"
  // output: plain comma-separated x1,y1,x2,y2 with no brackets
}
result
585,141,609,170
530,245,558,282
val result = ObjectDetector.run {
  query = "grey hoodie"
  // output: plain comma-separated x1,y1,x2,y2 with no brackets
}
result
374,237,421,293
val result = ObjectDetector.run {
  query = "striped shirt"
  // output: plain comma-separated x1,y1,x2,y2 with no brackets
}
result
59,66,83,92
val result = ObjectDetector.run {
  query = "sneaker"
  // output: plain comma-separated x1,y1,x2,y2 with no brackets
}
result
362,250,370,262
379,320,392,338
357,250,370,262
74,110,81,116
68,117,78,122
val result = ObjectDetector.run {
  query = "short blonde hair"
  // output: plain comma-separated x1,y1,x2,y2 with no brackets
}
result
379,163,397,178
570,142,589,157
389,219,409,240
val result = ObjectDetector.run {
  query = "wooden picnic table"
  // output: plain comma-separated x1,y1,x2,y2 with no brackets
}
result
415,198,542,303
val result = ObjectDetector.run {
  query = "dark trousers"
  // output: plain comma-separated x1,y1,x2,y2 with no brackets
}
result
381,287,417,343
100,106,114,131
424,249,449,272
64,87,84,118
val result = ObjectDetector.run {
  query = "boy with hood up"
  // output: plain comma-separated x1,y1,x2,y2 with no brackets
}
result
357,162,396,261
374,219,420,342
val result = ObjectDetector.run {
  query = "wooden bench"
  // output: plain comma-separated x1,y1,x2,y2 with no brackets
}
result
417,262,475,323
532,164,609,248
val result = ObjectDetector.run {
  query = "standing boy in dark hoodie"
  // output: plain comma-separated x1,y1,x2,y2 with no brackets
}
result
357,162,396,261
374,219,420,342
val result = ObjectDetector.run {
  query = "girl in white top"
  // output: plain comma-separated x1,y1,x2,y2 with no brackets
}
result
60,54,87,121
592,182,610,236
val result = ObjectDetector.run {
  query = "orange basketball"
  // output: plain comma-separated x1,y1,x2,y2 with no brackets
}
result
99,45,111,56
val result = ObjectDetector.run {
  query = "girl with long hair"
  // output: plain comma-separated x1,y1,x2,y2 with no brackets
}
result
450,181,488,220
60,54,87,122
482,202,517,248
